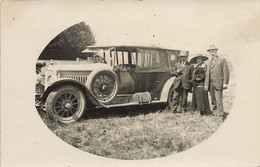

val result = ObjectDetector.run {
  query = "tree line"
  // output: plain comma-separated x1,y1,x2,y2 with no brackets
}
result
38,22,96,60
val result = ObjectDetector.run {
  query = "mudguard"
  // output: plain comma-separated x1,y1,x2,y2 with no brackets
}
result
159,76,176,102
41,78,109,108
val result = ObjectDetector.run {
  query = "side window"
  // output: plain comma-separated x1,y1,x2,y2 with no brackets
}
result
158,50,168,68
167,50,178,66
115,51,136,65
137,52,142,67
136,49,168,70
111,51,116,66
117,52,123,64
104,50,112,66
131,52,136,64
144,52,149,67
123,52,129,64
151,50,160,68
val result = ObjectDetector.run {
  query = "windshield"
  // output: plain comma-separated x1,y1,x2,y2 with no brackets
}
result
79,52,106,63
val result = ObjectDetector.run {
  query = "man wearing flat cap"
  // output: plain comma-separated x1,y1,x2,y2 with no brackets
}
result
171,50,194,113
204,45,230,117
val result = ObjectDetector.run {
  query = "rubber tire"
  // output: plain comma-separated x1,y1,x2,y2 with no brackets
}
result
87,70,118,104
167,86,175,110
46,85,86,123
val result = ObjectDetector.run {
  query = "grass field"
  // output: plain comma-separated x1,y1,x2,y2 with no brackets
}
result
39,108,225,160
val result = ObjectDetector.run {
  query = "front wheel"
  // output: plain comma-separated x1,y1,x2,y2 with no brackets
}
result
46,85,86,123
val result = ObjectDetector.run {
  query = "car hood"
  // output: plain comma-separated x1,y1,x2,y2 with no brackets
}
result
50,63,112,71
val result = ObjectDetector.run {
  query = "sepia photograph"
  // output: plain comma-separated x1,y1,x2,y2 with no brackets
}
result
1,0,260,166
35,22,235,160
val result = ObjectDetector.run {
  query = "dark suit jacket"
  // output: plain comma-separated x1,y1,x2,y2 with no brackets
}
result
172,61,194,90
205,57,230,91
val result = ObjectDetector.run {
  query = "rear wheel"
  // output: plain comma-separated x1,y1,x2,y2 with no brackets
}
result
46,85,86,123
167,86,175,110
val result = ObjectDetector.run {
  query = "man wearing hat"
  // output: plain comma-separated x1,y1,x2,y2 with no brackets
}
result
171,50,194,113
204,45,230,117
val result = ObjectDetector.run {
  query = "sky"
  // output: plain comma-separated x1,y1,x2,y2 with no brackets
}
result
2,0,260,58
74,1,260,56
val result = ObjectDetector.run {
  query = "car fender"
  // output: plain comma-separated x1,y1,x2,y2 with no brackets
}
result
41,78,109,108
159,76,176,102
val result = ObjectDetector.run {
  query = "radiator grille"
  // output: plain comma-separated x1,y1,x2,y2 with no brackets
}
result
66,75,87,84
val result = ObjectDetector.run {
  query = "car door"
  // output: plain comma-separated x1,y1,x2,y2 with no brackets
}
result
134,49,171,100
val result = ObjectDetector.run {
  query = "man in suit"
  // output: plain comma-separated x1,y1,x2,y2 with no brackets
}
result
171,50,194,113
204,45,230,117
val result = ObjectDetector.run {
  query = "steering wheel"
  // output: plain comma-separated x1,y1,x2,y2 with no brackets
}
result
95,56,106,63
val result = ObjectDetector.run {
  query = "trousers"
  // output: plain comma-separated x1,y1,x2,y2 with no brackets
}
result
171,85,188,112
210,83,224,115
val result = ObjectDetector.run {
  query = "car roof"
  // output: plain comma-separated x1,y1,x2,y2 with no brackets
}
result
85,45,185,52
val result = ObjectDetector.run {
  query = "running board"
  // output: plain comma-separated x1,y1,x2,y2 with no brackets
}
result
103,100,165,108
116,94,133,97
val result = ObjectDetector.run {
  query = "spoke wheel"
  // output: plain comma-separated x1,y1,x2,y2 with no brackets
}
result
90,71,118,104
46,85,86,123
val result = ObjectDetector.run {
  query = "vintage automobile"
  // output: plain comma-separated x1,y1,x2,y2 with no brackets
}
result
36,45,187,123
